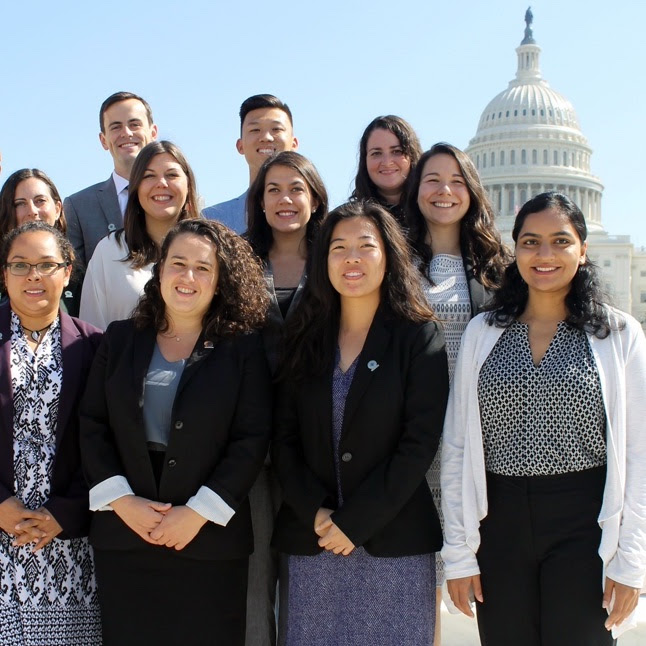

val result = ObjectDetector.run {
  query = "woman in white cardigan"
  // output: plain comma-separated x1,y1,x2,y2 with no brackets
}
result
80,141,200,329
441,192,646,645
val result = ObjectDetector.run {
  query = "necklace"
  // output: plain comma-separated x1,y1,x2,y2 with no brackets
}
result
161,329,200,343
22,323,52,343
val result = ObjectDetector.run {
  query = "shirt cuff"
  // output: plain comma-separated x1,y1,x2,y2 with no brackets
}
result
89,476,135,511
186,486,235,527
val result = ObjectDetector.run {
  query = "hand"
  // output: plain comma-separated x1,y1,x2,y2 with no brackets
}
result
603,577,641,631
13,506,63,551
149,506,207,550
111,495,171,544
447,575,483,618
318,521,355,556
0,496,48,536
314,507,333,537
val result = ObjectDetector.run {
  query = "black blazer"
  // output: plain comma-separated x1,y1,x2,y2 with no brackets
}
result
79,319,272,560
271,311,449,557
0,302,102,538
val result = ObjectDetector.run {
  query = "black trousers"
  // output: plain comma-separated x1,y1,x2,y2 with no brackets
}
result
476,467,615,646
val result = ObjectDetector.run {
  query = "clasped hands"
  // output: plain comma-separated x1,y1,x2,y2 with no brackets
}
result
314,507,355,556
111,495,206,551
0,496,62,551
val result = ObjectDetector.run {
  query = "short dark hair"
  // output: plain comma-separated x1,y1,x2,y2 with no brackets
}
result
487,191,620,338
246,151,328,258
239,94,293,132
0,221,74,292
280,201,437,379
99,91,154,133
0,168,67,237
351,115,422,214
132,219,269,338
406,142,509,288
118,141,201,269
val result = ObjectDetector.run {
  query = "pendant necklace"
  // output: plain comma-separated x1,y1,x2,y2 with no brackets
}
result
22,323,52,343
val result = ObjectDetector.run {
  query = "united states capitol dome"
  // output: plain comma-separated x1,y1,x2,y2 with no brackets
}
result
466,8,604,234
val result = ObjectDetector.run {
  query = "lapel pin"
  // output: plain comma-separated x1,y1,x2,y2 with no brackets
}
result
108,223,116,232
0,333,3,341
203,340,214,349
367,360,379,372
64,290,73,298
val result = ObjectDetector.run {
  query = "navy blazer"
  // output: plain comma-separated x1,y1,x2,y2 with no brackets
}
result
271,311,449,557
79,319,272,560
0,302,102,538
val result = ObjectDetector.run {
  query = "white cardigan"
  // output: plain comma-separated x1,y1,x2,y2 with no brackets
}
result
79,234,153,330
441,308,646,592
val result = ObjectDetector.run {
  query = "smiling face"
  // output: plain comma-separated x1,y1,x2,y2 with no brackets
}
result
417,153,470,239
3,230,71,326
515,207,587,300
138,152,189,227
236,108,298,178
261,164,318,237
99,98,158,178
365,128,411,204
327,216,386,306
13,178,62,228
159,233,219,323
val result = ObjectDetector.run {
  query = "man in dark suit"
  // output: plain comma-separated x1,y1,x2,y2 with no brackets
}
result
64,92,158,267
203,94,298,233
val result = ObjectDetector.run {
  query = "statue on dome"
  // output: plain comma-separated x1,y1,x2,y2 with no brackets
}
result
522,6,536,44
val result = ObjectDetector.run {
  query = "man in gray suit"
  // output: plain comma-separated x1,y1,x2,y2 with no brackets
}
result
64,91,158,266
203,94,298,233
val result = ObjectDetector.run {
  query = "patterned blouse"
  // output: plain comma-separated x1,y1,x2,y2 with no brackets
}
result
478,321,607,476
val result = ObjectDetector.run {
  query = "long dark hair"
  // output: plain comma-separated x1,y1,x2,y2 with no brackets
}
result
246,151,329,258
487,192,620,337
280,201,436,380
350,115,422,216
117,141,201,269
132,219,269,339
406,143,509,288
0,169,67,237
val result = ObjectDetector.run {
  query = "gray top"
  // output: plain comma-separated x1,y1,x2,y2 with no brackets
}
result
478,321,606,476
143,343,186,448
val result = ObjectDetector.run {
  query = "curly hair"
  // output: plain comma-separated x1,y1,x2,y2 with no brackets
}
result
486,192,621,338
406,143,509,288
132,219,269,338
280,201,436,380
246,151,329,258
350,115,422,220
1,221,73,292
117,141,201,269
0,169,67,237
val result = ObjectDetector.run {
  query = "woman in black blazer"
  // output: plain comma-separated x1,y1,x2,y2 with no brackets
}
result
405,142,509,645
79,219,272,646
272,201,449,645
0,222,102,644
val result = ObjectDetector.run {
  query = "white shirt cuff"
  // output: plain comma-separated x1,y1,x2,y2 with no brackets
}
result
186,486,235,527
89,476,135,511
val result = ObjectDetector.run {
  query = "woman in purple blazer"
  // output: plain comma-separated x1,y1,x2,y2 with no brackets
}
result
0,221,103,645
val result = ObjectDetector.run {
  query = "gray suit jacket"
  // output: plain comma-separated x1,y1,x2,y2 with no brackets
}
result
64,176,123,268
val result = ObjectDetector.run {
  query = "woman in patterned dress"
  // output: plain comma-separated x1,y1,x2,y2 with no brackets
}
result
272,201,449,646
441,193,646,645
349,116,422,226
405,142,508,644
0,221,102,645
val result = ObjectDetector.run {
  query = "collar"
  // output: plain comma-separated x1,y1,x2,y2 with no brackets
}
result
112,170,129,194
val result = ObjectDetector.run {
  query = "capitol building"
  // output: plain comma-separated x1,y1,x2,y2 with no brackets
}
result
465,9,646,326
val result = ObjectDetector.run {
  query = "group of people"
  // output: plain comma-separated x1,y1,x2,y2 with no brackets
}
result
0,90,644,646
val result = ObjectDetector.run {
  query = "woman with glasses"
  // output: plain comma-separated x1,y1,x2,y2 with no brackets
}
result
0,221,102,645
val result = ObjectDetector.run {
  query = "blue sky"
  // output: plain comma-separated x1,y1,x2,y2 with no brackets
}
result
2,1,644,244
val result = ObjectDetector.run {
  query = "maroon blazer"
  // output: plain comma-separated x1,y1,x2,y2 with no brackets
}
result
0,301,102,538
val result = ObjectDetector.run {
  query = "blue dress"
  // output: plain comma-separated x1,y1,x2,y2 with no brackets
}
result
279,357,435,646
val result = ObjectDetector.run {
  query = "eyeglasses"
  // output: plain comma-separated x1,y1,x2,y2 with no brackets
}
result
5,261,69,276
